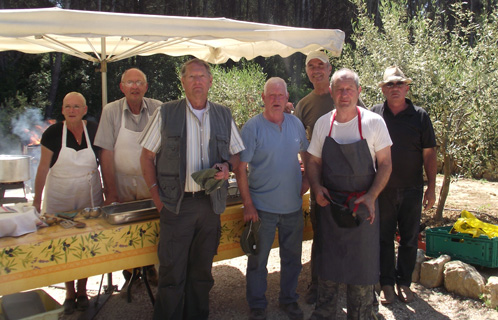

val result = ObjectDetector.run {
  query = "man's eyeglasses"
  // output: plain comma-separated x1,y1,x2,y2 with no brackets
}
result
385,81,406,88
122,80,146,87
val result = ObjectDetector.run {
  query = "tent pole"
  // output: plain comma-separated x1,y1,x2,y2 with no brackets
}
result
101,37,108,109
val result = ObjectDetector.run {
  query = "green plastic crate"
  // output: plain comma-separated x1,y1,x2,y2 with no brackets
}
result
426,226,498,268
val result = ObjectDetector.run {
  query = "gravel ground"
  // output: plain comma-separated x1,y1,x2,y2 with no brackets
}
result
40,239,498,320
36,177,498,319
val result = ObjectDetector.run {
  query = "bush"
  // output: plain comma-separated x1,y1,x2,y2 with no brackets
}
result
177,60,266,128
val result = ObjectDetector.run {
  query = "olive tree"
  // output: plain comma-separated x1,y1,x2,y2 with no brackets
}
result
342,0,498,220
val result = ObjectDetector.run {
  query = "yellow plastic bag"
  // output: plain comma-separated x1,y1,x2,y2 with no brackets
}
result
451,210,498,239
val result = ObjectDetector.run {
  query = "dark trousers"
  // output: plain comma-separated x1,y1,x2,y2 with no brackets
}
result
378,186,423,287
153,196,221,320
309,190,319,287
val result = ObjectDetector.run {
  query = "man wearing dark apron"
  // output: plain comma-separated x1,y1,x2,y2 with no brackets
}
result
307,68,392,320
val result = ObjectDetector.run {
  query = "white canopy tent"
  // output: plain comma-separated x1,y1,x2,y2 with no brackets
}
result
0,7,345,107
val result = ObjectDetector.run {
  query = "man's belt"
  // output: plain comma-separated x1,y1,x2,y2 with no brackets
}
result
183,191,208,198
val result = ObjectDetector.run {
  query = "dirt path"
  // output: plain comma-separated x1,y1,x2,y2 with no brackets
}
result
47,176,498,319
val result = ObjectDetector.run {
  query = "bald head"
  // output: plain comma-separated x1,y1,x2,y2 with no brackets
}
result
63,92,86,106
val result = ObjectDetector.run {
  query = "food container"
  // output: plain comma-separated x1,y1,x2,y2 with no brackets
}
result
0,155,31,182
102,199,158,225
80,207,102,219
0,289,62,320
226,179,242,206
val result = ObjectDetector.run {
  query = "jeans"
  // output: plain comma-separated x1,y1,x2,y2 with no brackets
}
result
246,209,304,309
378,186,423,287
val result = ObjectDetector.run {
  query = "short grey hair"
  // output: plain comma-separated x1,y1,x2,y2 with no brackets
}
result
121,68,147,83
180,58,212,77
63,92,86,106
330,68,360,89
264,77,288,95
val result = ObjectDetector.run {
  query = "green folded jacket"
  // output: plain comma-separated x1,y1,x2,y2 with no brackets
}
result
191,168,225,194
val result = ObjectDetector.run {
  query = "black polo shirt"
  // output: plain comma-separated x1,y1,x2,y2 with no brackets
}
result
371,99,436,188
41,121,100,168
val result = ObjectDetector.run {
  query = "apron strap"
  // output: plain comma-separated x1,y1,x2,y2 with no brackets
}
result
328,106,363,140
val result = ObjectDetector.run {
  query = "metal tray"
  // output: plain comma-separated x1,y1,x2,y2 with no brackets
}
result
102,199,159,225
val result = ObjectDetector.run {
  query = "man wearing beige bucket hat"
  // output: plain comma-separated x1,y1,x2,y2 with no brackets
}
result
372,66,437,305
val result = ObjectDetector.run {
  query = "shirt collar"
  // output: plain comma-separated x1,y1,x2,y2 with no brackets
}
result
123,98,148,114
185,97,210,113
384,98,416,117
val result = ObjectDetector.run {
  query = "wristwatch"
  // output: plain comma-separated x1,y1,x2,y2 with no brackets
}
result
224,161,233,172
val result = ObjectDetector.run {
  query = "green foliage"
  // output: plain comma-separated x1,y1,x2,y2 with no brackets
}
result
210,61,266,127
176,60,266,128
342,0,498,180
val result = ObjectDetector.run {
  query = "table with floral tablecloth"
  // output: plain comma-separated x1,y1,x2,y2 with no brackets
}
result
0,194,311,296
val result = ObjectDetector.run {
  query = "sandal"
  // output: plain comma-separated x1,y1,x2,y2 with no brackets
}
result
380,285,395,305
397,284,415,303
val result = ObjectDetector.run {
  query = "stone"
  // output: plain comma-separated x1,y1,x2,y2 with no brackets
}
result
485,276,498,309
420,254,451,288
412,249,426,283
443,260,485,300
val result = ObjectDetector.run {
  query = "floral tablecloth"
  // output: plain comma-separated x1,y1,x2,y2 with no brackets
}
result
0,194,311,296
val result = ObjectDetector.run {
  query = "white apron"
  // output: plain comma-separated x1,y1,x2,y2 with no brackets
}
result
114,107,150,202
43,121,103,214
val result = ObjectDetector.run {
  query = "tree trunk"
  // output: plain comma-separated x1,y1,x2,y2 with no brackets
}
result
435,139,452,221
45,52,62,120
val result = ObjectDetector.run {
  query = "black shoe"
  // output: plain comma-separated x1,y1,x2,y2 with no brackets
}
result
146,265,158,286
63,299,76,315
279,302,304,320
76,295,89,311
120,279,131,299
249,308,267,320
305,283,318,304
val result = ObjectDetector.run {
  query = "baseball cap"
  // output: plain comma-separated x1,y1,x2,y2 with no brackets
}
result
240,220,261,255
305,51,330,65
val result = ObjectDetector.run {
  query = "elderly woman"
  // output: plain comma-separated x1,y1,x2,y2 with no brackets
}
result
33,92,103,315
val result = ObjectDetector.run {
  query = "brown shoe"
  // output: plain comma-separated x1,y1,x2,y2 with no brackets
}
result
396,284,415,303
379,285,395,305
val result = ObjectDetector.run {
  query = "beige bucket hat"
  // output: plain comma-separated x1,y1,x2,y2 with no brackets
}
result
378,66,412,87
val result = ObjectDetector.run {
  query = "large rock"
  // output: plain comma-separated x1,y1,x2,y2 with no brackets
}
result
443,260,485,299
486,277,498,308
420,254,451,288
412,249,426,283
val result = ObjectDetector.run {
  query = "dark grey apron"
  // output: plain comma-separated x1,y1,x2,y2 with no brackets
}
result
317,107,380,285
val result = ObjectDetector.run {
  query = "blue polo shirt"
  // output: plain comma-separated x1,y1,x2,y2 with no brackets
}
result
240,113,309,214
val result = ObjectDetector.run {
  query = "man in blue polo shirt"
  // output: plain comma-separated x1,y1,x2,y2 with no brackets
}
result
371,66,437,305
235,77,309,320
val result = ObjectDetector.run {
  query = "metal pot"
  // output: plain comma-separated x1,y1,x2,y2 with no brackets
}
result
0,155,31,182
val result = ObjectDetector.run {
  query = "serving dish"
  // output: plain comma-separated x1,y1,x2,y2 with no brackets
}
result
102,199,158,225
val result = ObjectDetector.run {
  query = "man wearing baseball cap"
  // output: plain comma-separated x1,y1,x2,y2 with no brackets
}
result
294,50,333,304
371,66,437,304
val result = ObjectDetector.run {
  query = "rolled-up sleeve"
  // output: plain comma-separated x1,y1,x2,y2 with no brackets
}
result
229,120,245,155
139,108,162,153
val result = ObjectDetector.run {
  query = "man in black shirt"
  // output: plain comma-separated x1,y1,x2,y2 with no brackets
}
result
371,66,437,304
